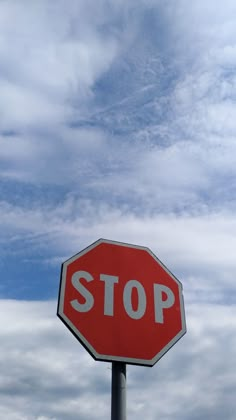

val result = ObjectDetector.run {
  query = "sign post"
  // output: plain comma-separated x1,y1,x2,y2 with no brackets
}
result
111,362,126,420
57,238,186,418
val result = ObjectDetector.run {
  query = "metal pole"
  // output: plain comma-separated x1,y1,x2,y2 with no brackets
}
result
111,362,126,420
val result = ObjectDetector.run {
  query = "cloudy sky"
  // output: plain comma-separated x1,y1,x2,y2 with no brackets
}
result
1,0,236,419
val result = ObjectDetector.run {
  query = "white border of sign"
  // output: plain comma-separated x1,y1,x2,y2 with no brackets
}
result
57,238,186,367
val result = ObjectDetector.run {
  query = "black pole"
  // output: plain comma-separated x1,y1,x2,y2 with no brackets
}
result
111,362,126,420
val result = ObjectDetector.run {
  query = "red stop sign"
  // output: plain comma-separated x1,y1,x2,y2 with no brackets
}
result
57,239,186,366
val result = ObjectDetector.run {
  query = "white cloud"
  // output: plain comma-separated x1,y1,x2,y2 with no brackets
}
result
0,198,236,304
0,0,122,130
1,0,236,311
1,2,236,418
0,300,110,420
0,299,235,419
0,0,236,218
0,127,108,183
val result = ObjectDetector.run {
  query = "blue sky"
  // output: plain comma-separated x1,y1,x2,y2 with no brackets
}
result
1,0,236,419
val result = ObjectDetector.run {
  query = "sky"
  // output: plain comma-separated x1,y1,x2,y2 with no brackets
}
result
0,0,236,418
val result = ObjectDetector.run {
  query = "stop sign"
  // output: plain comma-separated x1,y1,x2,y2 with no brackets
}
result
57,239,186,366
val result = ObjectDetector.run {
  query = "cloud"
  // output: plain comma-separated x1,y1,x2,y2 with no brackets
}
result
1,0,236,306
1,2,236,418
0,127,108,183
1,0,236,218
0,300,110,420
0,0,123,131
129,303,236,420
0,299,235,419
0,197,236,304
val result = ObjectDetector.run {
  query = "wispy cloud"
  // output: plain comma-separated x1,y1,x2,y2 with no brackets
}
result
0,198,236,303
1,1,236,418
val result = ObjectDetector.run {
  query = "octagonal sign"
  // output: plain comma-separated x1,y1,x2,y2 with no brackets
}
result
57,239,186,366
